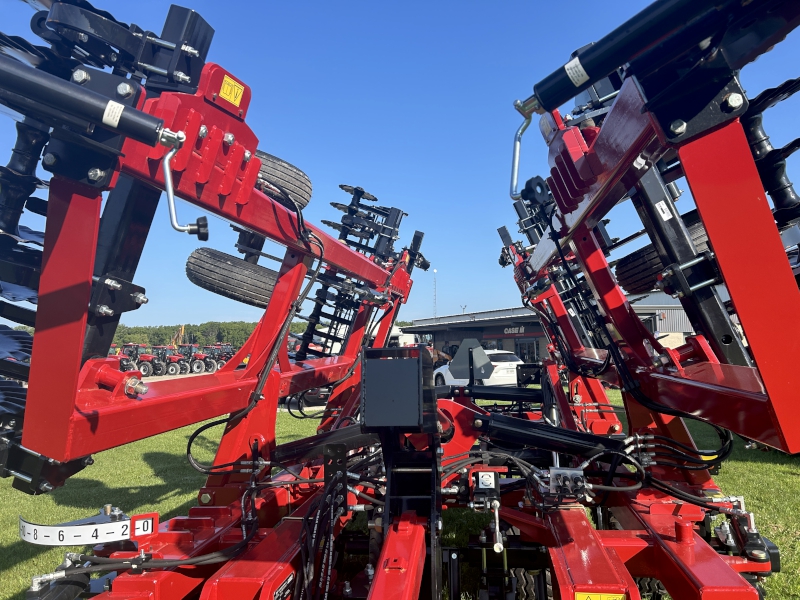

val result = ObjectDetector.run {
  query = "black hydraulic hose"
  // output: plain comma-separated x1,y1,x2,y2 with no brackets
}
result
0,54,164,146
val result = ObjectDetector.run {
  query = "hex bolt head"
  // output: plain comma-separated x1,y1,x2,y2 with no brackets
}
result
42,153,57,167
223,132,235,146
611,424,621,433
71,69,90,84
95,305,114,317
473,419,483,428
198,125,208,139
109,52,118,63
131,292,149,305
669,119,687,136
199,493,212,505
124,377,148,397
243,150,252,162
87,168,105,182
173,71,191,84
116,82,134,98
451,552,458,560
104,278,122,290
77,32,89,43
723,92,744,111
39,482,54,493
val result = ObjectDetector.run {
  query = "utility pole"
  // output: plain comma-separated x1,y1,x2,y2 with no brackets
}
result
433,269,438,321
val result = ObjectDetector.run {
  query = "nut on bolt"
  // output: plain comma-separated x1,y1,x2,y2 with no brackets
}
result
722,93,744,112
71,69,90,84
104,278,122,291
87,168,105,182
199,493,212,505
42,153,57,167
223,132,235,146
198,125,208,139
669,119,687,136
131,292,149,305
116,82,134,98
473,418,483,428
124,377,148,397
95,305,114,317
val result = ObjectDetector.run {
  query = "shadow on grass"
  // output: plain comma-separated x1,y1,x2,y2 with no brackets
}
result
50,451,206,512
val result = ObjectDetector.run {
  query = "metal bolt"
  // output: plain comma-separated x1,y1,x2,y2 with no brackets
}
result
365,564,375,581
77,33,89,43
95,305,114,317
71,69,90,84
116,82,134,98
723,93,744,111
750,549,767,560
343,581,352,596
173,71,191,84
243,150,252,162
669,119,687,136
39,482,53,493
223,132,235,146
198,125,208,139
451,552,458,560
104,278,122,290
109,52,118,63
473,419,483,428
87,168,105,182
124,377,148,397
199,493,212,505
42,153,57,167
82,456,95,466
103,504,112,515
611,424,621,433
131,292,149,305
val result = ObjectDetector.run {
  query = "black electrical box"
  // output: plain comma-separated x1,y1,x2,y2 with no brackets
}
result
362,345,437,433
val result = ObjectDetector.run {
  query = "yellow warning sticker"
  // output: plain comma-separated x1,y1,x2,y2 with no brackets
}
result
603,595,625,600
574,595,601,600
219,75,244,107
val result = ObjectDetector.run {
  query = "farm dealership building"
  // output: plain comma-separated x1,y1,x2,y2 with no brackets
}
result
402,292,693,363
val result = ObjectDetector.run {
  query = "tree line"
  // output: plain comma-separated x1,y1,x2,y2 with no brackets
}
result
14,319,415,349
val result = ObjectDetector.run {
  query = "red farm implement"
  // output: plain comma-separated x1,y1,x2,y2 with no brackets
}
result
0,0,798,599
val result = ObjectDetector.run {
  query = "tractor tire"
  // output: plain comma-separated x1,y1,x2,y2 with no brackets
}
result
614,211,709,295
138,361,153,378
254,150,312,210
179,361,190,375
186,248,277,309
204,359,217,373
153,360,166,377
166,363,179,376
190,359,205,374
217,360,227,370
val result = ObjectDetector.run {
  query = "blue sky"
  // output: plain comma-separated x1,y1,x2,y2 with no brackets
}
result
3,1,800,326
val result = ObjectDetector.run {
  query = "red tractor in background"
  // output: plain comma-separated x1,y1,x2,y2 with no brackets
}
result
203,344,235,370
151,345,189,376
119,343,164,377
177,343,216,373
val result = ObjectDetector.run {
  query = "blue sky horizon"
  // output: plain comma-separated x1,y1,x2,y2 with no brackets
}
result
2,1,799,327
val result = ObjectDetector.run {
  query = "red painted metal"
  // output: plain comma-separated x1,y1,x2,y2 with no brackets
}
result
367,512,427,600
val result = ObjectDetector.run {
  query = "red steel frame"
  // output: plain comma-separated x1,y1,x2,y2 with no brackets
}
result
489,75,790,598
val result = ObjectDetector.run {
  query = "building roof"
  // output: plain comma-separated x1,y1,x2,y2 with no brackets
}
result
402,291,684,333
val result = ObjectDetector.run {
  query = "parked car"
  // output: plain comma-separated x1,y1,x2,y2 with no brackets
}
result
433,350,523,387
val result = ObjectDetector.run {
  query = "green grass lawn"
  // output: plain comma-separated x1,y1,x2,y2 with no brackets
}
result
1,407,797,598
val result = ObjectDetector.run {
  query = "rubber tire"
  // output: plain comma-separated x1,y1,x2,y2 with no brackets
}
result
153,360,166,377
204,359,217,373
435,374,445,386
190,359,205,374
254,150,312,209
166,363,179,376
216,360,226,370
614,212,709,294
139,361,153,378
179,361,190,375
186,247,278,309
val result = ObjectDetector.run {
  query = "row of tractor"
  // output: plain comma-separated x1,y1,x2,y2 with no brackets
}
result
110,343,236,378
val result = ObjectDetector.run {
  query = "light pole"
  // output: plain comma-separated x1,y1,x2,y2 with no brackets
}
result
433,269,437,321
461,305,467,314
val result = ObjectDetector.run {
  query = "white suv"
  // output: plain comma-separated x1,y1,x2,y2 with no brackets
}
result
433,350,523,387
